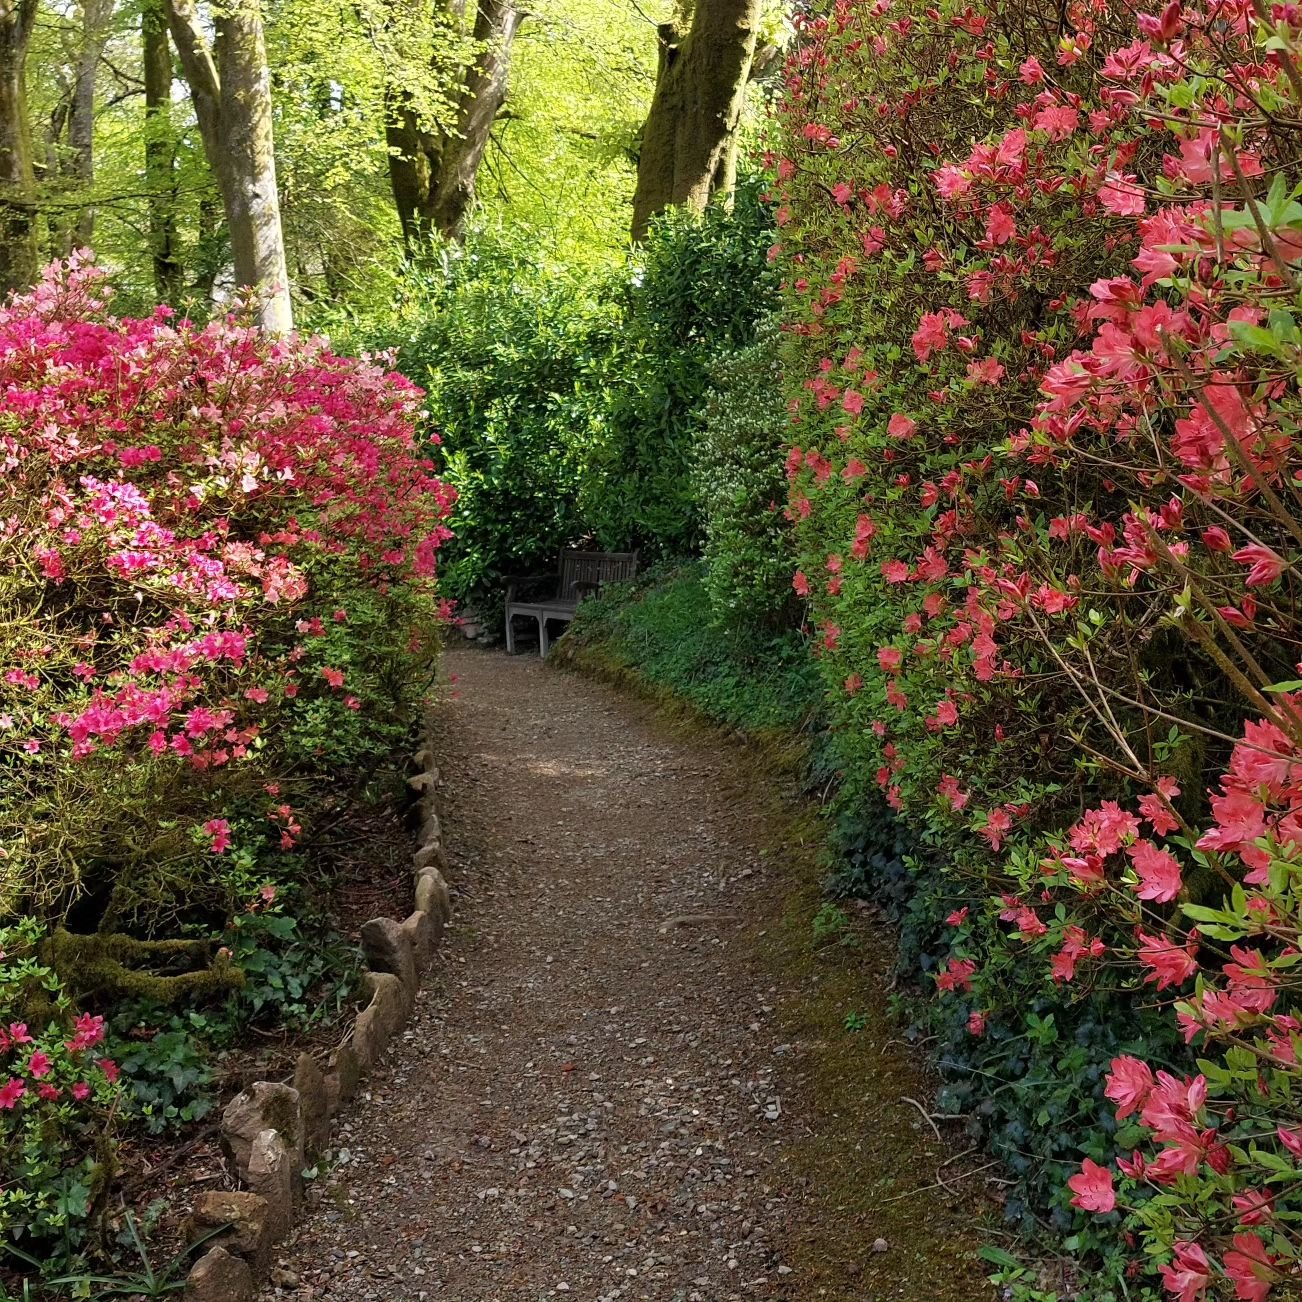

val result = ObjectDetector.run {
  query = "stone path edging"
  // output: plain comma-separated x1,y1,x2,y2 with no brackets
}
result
182,731,450,1302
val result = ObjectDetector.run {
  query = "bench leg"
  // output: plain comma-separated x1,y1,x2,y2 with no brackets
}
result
505,611,515,655
539,615,549,658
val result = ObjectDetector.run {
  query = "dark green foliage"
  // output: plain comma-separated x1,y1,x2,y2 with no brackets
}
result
829,796,1181,1254
104,908,356,1136
563,563,823,734
220,909,358,1031
375,235,622,621
693,322,798,635
581,181,781,557
340,192,780,623
113,1014,217,1136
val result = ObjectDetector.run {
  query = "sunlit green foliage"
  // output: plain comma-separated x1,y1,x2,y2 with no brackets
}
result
478,0,663,265
365,233,621,619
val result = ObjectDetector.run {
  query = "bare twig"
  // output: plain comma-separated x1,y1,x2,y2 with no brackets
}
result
901,1095,943,1143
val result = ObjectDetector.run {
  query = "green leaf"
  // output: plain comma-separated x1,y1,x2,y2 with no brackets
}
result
979,1246,1022,1269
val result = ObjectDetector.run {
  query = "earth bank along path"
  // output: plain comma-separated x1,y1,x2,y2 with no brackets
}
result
260,646,993,1301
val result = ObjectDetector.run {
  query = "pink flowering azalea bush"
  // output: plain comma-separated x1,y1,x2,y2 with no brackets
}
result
775,0,1302,1288
0,255,452,1258
0,254,452,932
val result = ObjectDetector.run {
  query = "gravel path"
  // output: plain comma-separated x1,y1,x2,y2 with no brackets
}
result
262,646,993,1302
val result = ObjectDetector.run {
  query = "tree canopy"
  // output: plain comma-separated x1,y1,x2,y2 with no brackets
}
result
2,0,776,315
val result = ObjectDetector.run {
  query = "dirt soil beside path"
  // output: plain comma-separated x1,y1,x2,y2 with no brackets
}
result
261,646,995,1302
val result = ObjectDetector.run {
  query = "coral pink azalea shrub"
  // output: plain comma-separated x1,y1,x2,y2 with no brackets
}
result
775,0,1302,1290
0,255,452,1248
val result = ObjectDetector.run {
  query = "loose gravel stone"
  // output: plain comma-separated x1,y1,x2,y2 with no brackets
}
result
259,646,990,1302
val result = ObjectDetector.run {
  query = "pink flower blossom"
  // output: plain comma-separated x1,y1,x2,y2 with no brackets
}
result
1105,1056,1154,1119
66,1012,105,1052
1067,1158,1115,1213
202,818,232,854
1232,544,1287,587
985,205,1016,245
1139,788,1181,836
1160,1242,1212,1302
1128,840,1183,902
1223,1234,1277,1301
936,958,977,993
1019,56,1045,83
1136,931,1198,990
1099,173,1146,216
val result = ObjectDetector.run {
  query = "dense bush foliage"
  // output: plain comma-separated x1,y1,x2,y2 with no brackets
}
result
582,180,783,557
775,0,1302,1290
694,323,801,637
0,254,450,1261
351,191,781,630
0,920,120,1253
379,239,620,620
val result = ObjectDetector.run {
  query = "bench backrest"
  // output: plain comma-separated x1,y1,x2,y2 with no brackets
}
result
558,549,639,603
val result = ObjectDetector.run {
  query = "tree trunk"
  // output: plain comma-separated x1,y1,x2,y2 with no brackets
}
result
193,193,221,308
143,0,183,303
46,0,112,256
65,0,113,249
385,0,522,252
0,0,38,296
630,0,763,242
166,0,292,332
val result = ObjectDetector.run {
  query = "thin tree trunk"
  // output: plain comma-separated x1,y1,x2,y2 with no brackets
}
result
143,0,182,302
385,0,521,251
0,0,38,295
630,0,762,242
64,0,113,249
193,193,221,308
166,0,292,332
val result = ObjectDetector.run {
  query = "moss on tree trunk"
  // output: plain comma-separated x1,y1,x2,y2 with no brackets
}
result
630,0,763,242
45,929,245,1004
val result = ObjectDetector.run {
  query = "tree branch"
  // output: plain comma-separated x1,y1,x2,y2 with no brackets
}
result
164,0,221,133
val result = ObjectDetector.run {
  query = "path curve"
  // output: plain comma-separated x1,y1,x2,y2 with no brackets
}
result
262,647,993,1302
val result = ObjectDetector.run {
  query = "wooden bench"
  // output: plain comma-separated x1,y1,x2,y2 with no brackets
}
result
504,549,639,656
